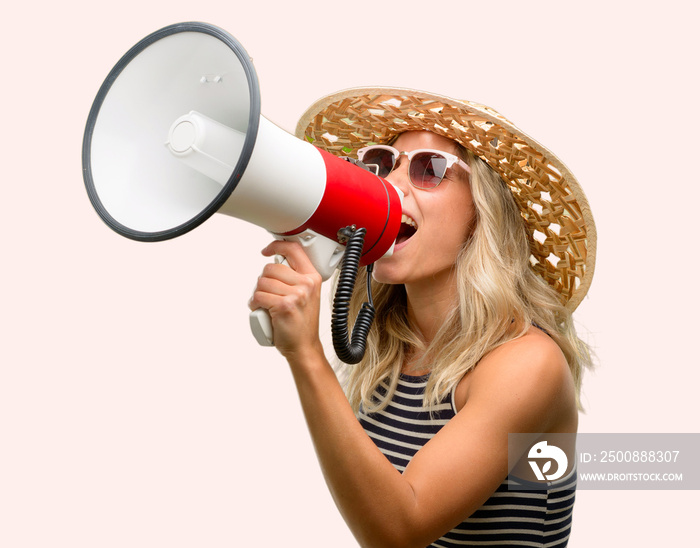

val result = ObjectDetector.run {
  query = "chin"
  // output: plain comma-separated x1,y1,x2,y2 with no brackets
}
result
370,262,405,286
371,240,417,285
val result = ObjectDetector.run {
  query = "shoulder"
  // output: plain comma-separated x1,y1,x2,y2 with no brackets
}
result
455,327,577,433
478,326,569,384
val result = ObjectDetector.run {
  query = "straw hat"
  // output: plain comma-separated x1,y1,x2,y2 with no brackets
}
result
295,87,596,311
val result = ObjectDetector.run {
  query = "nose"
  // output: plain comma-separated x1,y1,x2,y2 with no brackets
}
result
384,156,411,196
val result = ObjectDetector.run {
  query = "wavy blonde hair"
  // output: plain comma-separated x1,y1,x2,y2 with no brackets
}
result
337,144,592,414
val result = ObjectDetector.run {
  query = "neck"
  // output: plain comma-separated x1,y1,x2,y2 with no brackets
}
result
404,267,458,347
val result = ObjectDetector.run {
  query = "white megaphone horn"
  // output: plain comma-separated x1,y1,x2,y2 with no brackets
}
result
81,22,403,362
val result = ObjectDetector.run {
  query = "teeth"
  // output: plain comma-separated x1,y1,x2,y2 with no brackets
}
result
401,214,418,229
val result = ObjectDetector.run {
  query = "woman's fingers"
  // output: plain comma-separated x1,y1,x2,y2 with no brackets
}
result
249,266,305,309
250,240,322,310
247,239,324,356
261,239,321,277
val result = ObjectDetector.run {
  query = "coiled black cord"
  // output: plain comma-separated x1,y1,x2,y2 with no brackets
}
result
331,227,375,364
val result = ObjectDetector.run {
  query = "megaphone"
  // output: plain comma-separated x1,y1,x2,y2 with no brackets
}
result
82,22,402,362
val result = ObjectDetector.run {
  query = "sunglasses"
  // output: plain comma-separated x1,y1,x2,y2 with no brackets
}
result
356,145,471,189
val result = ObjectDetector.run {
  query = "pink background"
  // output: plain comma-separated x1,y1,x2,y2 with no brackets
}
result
2,1,698,546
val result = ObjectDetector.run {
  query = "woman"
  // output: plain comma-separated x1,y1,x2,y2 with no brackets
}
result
249,88,596,548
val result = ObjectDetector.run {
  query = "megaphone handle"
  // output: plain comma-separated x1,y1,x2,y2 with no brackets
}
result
249,308,275,346
249,255,288,346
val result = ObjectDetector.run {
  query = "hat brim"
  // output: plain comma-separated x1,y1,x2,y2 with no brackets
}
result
295,87,596,311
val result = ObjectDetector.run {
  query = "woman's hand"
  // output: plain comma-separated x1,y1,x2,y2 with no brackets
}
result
248,240,325,362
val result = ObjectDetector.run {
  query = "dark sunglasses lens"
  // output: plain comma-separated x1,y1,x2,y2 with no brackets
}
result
410,153,447,189
361,148,395,178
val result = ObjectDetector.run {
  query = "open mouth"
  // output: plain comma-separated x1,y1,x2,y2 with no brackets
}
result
396,214,418,245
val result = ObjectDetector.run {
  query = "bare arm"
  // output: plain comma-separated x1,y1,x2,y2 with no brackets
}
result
249,240,576,548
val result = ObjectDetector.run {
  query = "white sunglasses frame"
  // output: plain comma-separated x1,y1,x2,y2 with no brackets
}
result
356,144,471,188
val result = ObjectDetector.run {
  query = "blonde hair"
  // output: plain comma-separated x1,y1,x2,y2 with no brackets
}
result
338,146,592,414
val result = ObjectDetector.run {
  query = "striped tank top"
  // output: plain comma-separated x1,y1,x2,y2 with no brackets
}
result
357,373,576,547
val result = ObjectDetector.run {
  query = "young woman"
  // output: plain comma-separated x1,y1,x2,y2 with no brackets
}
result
249,87,596,548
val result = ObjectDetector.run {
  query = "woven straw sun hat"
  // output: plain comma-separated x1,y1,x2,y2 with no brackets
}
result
295,87,596,311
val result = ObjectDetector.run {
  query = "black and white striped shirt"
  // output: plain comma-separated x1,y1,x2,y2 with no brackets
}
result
357,373,576,547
